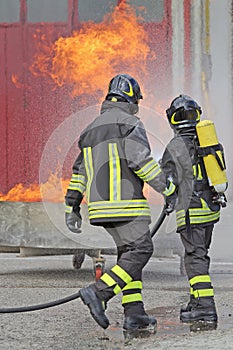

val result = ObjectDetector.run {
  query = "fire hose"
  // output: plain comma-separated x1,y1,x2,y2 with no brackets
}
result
150,205,167,238
0,207,167,314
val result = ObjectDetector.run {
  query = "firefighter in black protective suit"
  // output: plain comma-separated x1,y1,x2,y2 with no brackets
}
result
161,94,226,324
65,73,177,331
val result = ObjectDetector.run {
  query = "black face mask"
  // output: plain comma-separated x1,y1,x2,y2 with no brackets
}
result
172,108,199,123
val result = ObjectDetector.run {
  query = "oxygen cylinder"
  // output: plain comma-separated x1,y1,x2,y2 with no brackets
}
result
196,120,227,193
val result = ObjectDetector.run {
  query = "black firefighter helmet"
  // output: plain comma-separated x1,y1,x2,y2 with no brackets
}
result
166,94,202,130
106,73,143,104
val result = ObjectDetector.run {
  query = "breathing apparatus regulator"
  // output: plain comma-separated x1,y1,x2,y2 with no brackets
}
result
166,94,228,207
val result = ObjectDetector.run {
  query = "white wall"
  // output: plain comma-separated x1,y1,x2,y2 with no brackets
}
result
209,0,233,198
175,0,233,198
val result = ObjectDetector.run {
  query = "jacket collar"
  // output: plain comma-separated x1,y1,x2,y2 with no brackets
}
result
100,100,139,115
176,127,196,137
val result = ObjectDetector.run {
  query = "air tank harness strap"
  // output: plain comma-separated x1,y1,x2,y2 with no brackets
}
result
197,144,226,171
185,209,192,237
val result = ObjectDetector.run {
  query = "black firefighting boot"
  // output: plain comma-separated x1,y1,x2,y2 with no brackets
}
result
123,302,157,331
123,314,157,330
180,295,197,314
180,297,217,323
79,284,109,329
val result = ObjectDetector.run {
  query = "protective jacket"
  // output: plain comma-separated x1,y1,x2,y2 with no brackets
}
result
161,128,220,231
65,100,175,225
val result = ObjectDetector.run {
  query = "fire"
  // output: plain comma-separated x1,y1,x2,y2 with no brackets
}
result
4,3,164,204
0,175,161,204
11,74,24,89
31,2,154,99
0,174,69,203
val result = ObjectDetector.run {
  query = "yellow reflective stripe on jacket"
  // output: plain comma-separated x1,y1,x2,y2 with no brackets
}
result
71,174,85,183
88,199,151,219
193,289,214,298
100,273,121,295
68,182,85,193
162,181,176,196
177,211,220,227
176,198,216,217
190,287,194,296
111,265,132,285
83,147,94,202
193,165,196,178
68,173,86,193
134,159,162,182
177,209,220,220
122,281,142,291
193,164,203,180
89,208,151,219
197,164,203,180
122,293,143,304
189,275,211,286
176,199,220,227
88,199,150,209
109,143,121,201
68,182,85,191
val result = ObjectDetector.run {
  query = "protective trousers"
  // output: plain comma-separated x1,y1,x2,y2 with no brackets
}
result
180,224,215,302
95,220,153,316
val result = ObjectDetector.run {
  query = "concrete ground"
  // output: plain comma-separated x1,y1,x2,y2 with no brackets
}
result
0,252,233,350
0,202,232,349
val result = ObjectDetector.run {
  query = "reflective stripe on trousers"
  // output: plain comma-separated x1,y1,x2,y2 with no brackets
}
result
180,224,215,298
95,220,153,309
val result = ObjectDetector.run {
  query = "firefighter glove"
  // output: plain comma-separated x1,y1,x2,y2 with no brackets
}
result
163,176,178,215
164,192,177,215
65,206,82,233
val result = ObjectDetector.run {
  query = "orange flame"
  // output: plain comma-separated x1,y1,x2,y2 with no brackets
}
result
0,174,69,203
31,3,154,99
11,74,23,88
0,175,161,204
4,3,164,204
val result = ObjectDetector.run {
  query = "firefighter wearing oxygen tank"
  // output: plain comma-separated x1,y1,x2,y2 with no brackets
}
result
161,94,227,323
64,74,177,331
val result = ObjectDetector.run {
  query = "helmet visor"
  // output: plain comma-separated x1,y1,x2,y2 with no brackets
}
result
171,108,200,125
